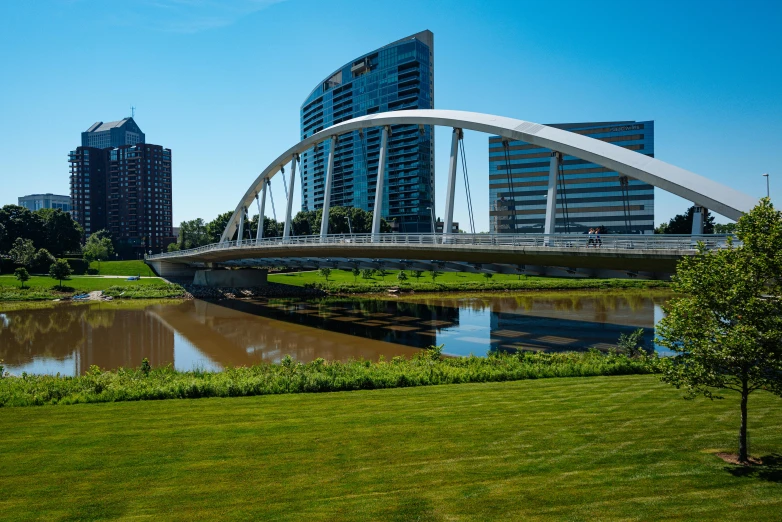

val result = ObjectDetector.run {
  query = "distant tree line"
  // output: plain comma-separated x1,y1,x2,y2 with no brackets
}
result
0,205,83,256
169,207,390,251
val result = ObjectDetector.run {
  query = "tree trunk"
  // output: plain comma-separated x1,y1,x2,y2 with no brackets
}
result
739,379,749,463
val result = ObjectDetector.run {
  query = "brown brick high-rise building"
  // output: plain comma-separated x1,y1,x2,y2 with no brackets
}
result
69,118,173,257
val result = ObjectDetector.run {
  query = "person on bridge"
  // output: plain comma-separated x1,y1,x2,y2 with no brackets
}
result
588,229,595,247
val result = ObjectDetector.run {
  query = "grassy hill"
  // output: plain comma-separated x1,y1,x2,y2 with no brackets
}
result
0,375,779,520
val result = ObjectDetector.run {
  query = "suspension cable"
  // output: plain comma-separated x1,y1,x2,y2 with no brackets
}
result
502,140,517,230
267,179,277,222
458,134,476,234
619,176,632,233
557,155,571,233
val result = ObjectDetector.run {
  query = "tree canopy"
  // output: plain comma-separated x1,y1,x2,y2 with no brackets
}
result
82,231,115,269
655,206,715,234
0,205,82,255
655,199,782,463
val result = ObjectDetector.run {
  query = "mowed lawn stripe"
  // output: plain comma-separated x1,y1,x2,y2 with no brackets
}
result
0,375,780,521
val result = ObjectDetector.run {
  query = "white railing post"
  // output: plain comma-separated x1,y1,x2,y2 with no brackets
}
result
283,155,298,240
371,126,390,242
320,136,338,240
443,128,461,243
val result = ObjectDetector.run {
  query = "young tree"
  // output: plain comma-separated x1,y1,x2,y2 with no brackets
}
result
482,272,494,283
49,259,73,289
655,199,782,463
397,271,408,282
31,248,56,274
378,268,388,281
82,233,114,272
430,270,441,282
352,267,360,282
9,238,35,267
413,270,423,281
319,267,331,282
14,267,30,288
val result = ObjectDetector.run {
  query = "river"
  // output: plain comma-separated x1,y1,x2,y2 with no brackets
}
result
0,291,670,376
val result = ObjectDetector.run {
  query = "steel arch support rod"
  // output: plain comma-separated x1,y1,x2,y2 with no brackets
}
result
237,206,246,246
283,154,298,240
320,136,338,240
256,181,267,244
544,151,561,240
443,128,462,242
371,126,390,242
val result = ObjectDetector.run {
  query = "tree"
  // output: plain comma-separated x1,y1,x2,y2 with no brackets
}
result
0,205,44,253
430,270,441,282
352,267,360,282
31,248,56,274
655,199,782,463
378,268,388,281
14,267,29,288
9,238,35,267
206,212,234,244
397,271,408,282
413,270,423,281
319,267,331,281
714,223,737,234
49,259,72,289
483,272,494,283
361,268,374,280
167,242,181,252
83,232,114,271
656,206,715,234
36,208,82,255
177,218,210,249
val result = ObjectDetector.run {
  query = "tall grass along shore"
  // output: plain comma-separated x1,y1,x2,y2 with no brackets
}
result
0,350,650,407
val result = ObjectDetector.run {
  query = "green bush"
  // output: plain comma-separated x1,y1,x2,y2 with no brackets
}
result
0,350,652,407
66,259,89,275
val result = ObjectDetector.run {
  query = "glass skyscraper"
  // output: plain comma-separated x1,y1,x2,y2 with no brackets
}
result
489,121,655,234
300,30,434,232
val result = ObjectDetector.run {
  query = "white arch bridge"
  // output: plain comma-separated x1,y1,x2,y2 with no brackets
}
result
148,110,755,281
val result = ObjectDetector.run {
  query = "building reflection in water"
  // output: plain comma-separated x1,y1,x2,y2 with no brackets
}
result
0,292,667,376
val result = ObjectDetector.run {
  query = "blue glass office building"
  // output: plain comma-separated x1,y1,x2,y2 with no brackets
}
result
300,30,434,232
489,121,655,234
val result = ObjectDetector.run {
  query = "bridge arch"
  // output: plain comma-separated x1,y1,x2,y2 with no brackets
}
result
220,109,756,242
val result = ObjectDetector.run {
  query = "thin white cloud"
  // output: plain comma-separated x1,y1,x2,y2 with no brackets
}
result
106,0,287,34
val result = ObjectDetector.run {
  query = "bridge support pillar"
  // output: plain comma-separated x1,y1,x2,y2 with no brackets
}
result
371,126,390,242
443,128,462,242
544,152,561,241
691,206,706,235
256,182,267,244
283,154,298,240
320,136,338,240
237,207,246,246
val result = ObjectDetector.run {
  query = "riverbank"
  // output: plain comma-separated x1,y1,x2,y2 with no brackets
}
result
270,270,670,295
0,275,187,302
1,374,780,520
0,350,650,406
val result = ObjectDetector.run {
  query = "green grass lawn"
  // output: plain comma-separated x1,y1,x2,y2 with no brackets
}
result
1,375,779,520
89,259,156,277
0,275,184,301
270,269,544,286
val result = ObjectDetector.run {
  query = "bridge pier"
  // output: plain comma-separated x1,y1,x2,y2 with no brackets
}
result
371,126,390,242
691,206,706,234
320,136,338,240
283,154,298,240
443,127,462,241
193,269,268,287
544,152,562,237
256,181,267,244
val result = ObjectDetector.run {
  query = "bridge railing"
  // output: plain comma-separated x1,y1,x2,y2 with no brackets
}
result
147,233,736,261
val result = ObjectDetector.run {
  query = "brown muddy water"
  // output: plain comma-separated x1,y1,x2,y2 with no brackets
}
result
0,292,670,376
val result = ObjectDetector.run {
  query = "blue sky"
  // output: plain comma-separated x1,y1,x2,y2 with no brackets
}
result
1,0,780,229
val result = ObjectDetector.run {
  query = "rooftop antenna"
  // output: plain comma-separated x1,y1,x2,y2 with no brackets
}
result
130,105,136,118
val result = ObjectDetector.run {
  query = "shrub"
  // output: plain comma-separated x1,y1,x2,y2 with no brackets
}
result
86,268,99,275
66,258,89,275
31,249,56,274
